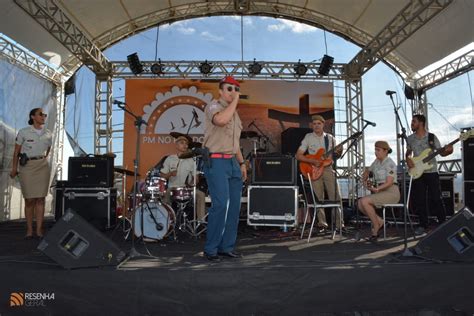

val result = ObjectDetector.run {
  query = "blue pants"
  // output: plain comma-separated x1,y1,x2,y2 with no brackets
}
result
203,157,243,255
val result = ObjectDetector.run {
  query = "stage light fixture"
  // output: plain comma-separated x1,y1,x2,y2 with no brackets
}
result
127,53,144,75
249,59,262,76
294,60,307,76
199,60,213,74
318,54,334,76
150,59,164,75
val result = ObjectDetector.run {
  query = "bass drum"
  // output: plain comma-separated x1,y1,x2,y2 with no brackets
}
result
134,202,175,240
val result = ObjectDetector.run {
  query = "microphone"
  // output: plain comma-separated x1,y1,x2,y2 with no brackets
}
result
156,223,164,231
385,90,396,96
248,119,256,128
362,119,376,127
113,100,127,105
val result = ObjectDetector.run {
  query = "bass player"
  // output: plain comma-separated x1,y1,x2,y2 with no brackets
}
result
406,114,453,235
296,114,343,231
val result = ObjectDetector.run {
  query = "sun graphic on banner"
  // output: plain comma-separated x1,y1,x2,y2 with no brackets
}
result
141,86,214,135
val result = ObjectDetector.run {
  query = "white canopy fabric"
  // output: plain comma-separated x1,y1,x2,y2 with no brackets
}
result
1,0,472,79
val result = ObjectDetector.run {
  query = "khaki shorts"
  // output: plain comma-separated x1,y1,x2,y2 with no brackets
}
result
369,184,400,208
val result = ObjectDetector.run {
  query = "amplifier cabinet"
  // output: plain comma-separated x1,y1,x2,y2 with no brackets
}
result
465,181,474,210
251,156,296,185
247,186,298,227
59,187,117,230
68,156,114,187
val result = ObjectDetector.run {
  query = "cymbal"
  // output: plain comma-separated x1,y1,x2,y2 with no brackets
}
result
114,167,137,176
189,141,202,149
240,131,259,139
178,151,198,159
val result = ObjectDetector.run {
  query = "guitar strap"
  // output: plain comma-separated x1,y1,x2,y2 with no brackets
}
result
324,134,329,152
428,132,436,150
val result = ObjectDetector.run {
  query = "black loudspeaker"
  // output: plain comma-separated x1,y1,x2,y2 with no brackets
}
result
68,156,114,187
59,187,117,230
465,181,474,210
414,207,474,262
38,210,125,269
281,127,312,155
463,136,474,181
251,156,296,185
439,174,455,216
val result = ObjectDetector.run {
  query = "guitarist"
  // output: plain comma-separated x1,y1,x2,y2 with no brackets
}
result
296,115,343,231
405,114,453,235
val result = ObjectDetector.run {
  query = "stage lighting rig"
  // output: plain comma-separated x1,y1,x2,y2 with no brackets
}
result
150,59,164,75
293,60,307,76
199,60,213,74
249,59,262,76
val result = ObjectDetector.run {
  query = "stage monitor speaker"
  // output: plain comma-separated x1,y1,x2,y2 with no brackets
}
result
281,128,312,155
463,135,474,181
251,155,296,185
68,156,114,187
465,181,474,210
414,207,474,262
38,209,125,269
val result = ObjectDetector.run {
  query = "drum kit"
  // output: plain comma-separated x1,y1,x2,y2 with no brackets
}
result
118,132,207,242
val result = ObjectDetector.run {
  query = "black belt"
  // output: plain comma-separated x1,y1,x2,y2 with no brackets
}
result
28,156,45,161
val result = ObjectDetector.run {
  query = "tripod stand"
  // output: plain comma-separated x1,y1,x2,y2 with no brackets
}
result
115,102,157,262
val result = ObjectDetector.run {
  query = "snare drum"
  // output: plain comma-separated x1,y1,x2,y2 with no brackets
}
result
146,176,167,198
134,201,175,240
170,186,193,201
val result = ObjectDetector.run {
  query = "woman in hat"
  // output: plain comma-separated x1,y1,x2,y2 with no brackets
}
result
358,140,400,240
10,108,52,239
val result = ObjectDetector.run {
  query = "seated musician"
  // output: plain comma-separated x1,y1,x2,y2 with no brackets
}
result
160,135,207,221
358,140,400,241
296,114,343,231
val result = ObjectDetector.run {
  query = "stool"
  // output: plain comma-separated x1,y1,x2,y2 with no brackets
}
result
381,203,415,239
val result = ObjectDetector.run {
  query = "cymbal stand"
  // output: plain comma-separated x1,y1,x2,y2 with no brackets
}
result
115,103,156,263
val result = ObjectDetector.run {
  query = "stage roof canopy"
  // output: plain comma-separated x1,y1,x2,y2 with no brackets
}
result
1,0,472,80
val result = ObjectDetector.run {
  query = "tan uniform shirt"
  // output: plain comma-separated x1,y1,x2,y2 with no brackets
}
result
160,154,194,188
15,126,52,157
203,99,242,154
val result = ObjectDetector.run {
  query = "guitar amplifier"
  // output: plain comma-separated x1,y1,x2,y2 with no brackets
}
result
251,155,296,185
68,156,114,187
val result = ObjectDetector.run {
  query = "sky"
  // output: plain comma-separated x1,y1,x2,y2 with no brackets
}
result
66,16,474,174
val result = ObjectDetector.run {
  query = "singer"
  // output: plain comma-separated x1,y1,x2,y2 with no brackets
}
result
201,76,246,262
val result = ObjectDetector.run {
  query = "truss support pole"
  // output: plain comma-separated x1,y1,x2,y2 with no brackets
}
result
94,75,113,154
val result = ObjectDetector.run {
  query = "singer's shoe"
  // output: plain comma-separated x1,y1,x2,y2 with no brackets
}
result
204,252,221,262
217,251,242,259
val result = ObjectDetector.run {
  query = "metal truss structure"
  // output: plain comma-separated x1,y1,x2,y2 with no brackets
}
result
344,0,453,80
94,76,113,154
0,34,62,84
14,0,112,75
415,50,474,91
438,159,462,174
111,60,345,80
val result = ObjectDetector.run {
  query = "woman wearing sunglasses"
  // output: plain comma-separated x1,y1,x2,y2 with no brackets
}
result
10,108,52,239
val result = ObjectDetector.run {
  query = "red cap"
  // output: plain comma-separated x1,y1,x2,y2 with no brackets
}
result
220,76,240,87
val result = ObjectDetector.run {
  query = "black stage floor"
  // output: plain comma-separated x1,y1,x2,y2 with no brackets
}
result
0,218,473,316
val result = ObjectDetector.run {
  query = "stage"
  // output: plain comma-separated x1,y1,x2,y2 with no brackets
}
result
0,219,473,316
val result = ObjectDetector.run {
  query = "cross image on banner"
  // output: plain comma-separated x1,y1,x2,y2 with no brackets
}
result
123,79,334,192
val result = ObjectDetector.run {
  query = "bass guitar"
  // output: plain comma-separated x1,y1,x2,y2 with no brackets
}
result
408,130,473,179
300,132,362,180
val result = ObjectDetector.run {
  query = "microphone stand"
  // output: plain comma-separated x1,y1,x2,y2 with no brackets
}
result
339,124,370,238
249,121,275,151
389,94,414,257
115,103,153,262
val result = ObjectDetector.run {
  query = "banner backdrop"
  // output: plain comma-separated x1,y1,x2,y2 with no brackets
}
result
124,79,334,190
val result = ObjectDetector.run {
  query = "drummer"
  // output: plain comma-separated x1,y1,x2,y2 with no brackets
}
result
160,134,206,221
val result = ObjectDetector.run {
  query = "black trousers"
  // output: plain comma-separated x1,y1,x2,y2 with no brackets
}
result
411,172,446,228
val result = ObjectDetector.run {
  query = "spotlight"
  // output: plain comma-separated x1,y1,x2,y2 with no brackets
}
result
249,59,262,76
318,54,334,76
294,59,307,76
127,53,144,75
150,59,164,75
199,60,213,74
